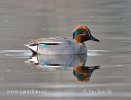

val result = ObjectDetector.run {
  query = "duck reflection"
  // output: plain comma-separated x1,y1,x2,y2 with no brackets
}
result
26,54,87,68
73,66,99,83
26,54,99,83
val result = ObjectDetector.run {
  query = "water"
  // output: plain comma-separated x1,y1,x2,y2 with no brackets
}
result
0,0,131,100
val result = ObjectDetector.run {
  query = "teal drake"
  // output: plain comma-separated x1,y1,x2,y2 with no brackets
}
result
25,25,100,54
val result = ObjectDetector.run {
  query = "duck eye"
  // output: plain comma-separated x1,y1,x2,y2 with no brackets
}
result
86,29,91,34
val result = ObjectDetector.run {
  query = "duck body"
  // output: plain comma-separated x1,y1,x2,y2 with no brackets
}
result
25,37,87,54
25,25,99,55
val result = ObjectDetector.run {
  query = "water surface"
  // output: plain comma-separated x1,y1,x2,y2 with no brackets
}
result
0,0,131,100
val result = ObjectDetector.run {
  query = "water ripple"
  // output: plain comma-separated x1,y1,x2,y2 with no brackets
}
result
0,50,32,58
0,49,110,58
0,91,131,98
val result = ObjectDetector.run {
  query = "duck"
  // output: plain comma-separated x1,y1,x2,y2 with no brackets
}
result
24,25,100,54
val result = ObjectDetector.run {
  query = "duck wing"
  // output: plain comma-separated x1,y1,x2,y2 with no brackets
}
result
28,37,71,46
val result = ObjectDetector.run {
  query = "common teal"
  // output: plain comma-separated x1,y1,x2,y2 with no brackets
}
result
25,25,100,54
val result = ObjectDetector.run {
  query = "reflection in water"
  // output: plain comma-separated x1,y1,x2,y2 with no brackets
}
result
26,54,87,67
74,66,99,83
26,54,99,83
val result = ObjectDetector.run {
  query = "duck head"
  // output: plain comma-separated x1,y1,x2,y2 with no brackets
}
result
73,66,100,83
73,25,100,43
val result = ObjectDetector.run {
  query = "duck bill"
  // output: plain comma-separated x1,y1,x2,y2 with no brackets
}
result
89,35,100,42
